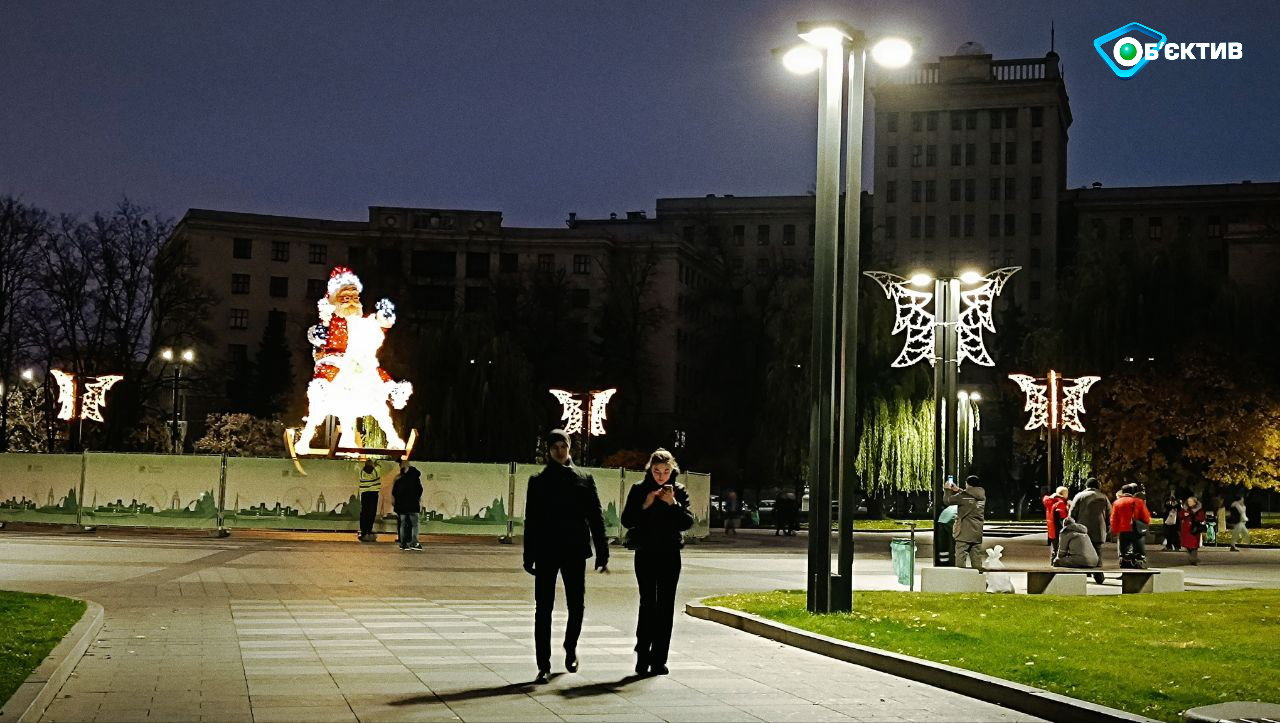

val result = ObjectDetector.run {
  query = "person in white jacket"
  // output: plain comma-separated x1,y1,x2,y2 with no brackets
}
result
1228,496,1250,551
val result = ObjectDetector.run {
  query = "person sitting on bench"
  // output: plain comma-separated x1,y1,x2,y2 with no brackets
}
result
1053,517,1100,569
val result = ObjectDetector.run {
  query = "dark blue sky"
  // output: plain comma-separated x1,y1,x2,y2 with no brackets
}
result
3,1,1276,227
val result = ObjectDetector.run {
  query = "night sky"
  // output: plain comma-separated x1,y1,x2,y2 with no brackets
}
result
3,0,1277,228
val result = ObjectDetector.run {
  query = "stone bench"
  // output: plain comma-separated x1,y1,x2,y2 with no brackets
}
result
998,567,1184,595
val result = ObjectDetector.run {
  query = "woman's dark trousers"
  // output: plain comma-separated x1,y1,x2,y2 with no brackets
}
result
634,546,682,667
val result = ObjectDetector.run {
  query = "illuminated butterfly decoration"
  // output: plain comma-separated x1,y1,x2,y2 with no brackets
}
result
548,388,618,436
1008,371,1100,433
864,267,1019,368
48,369,124,422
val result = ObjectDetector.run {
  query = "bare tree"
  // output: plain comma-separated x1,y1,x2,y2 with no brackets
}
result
0,196,49,451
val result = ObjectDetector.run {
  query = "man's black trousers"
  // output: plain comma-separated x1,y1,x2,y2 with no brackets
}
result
633,546,681,667
534,557,585,672
359,490,379,535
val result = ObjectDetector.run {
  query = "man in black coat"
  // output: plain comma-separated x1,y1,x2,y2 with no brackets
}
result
523,428,609,683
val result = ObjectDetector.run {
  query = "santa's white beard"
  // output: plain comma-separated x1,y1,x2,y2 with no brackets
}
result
336,302,363,318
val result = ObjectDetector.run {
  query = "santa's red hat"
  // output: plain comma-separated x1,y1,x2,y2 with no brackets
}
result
326,266,363,298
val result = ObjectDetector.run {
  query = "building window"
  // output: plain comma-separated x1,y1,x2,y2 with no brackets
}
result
1030,246,1042,268
1004,214,1016,237
966,110,977,130
990,142,1002,165
1148,217,1163,240
1005,109,1018,128
911,181,922,203
413,250,456,278
990,178,1001,201
1031,176,1043,200
911,144,922,167
1120,217,1134,240
422,286,455,312
1004,177,1016,200
570,288,590,309
464,286,489,312
573,254,590,274
886,112,898,133
1031,106,1044,127
308,244,326,264
988,214,1000,237
269,276,288,298
306,278,325,299
963,214,975,237
782,224,796,246
270,240,289,262
1030,213,1042,236
465,252,489,278
885,181,897,203
757,225,770,245
925,145,937,167
756,257,771,272
949,215,960,237
884,216,897,240
925,180,936,202
1208,215,1222,237
233,237,252,259
924,215,936,238
229,308,249,329
537,253,554,272
949,179,961,202
965,143,975,166
227,344,248,363
926,111,938,131
910,216,922,239
1005,142,1017,164
886,146,898,167
950,111,962,131
964,179,975,202
499,252,518,273
910,112,922,132
231,274,250,295
378,249,400,271
1031,141,1042,164
989,110,1003,130
733,225,745,246
950,143,961,166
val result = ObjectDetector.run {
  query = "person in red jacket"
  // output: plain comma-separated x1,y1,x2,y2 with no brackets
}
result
1178,496,1207,565
1043,486,1070,562
1110,483,1153,568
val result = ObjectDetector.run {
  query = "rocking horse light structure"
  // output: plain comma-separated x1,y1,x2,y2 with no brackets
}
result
285,267,417,471
1008,369,1101,489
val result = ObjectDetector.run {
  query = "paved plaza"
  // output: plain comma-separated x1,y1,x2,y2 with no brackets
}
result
2,527,1275,722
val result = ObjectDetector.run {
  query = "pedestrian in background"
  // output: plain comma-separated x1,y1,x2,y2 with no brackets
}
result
1228,495,1250,551
621,448,694,677
1042,486,1070,562
1178,496,1206,565
944,475,986,569
392,459,423,551
523,428,609,684
1052,516,1100,569
1162,496,1182,551
357,459,384,542
1111,483,1152,568
1068,477,1110,584
723,489,741,537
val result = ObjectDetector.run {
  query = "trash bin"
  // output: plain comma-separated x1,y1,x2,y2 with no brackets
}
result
891,538,916,590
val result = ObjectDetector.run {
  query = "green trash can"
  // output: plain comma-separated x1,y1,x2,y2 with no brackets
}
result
891,538,916,590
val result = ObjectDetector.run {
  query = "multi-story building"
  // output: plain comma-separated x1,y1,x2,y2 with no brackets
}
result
871,44,1072,316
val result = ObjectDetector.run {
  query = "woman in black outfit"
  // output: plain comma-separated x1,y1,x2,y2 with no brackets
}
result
620,448,695,676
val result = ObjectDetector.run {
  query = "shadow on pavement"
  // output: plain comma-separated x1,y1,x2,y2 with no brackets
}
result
390,674,647,705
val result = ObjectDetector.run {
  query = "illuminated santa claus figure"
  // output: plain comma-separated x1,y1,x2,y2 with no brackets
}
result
294,266,413,454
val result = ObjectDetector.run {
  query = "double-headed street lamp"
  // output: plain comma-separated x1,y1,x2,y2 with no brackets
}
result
160,347,195,454
779,21,912,613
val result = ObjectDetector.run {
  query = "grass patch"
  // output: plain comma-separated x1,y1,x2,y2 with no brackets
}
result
0,591,85,707
704,589,1280,722
854,519,932,531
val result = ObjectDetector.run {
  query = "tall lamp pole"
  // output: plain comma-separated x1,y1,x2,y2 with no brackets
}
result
161,348,194,454
779,22,913,613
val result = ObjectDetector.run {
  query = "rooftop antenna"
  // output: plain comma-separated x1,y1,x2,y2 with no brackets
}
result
1050,20,1056,53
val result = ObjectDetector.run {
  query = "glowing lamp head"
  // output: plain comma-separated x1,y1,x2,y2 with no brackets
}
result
181,349,195,363
871,37,914,68
798,26,850,49
958,391,969,401
21,369,35,381
160,348,174,362
909,272,933,287
970,392,981,402
959,270,983,284
781,45,823,74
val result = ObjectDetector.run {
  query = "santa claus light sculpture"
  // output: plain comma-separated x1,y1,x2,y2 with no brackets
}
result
290,266,414,457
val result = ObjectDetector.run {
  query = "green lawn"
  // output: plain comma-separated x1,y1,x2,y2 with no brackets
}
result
705,589,1280,722
0,591,85,707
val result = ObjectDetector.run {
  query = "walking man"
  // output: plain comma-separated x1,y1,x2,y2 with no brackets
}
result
1228,495,1250,551
391,459,423,551
357,459,384,542
1069,477,1111,584
944,475,986,569
523,428,609,684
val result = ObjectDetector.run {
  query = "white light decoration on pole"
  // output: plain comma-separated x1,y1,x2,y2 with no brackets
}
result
548,388,617,436
549,389,586,435
81,375,124,422
588,388,617,436
50,370,77,421
1009,370,1101,491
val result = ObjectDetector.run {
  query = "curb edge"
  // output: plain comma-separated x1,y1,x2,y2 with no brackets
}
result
0,599,104,723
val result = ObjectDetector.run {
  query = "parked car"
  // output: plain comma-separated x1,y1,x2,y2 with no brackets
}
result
800,488,868,522
709,496,758,528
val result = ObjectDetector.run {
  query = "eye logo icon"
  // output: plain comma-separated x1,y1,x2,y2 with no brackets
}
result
1094,22,1166,78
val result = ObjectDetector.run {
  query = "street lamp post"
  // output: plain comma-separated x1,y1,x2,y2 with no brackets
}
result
161,348,194,454
780,22,913,613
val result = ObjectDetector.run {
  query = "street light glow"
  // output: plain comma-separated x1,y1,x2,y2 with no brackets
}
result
909,272,932,287
20,369,34,381
798,26,849,49
958,390,969,401
871,37,913,68
781,45,823,75
160,348,174,362
959,270,983,284
181,349,195,363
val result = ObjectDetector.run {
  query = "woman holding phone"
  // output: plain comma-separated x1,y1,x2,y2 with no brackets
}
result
620,448,695,676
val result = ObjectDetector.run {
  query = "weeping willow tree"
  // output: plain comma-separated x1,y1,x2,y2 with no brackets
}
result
1061,433,1094,487
854,397,934,494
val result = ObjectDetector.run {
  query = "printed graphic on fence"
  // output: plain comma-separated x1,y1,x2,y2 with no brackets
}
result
0,453,84,524
80,453,221,528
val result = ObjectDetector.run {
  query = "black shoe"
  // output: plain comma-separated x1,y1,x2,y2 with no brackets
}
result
635,657,648,676
650,664,669,675
565,651,578,673
534,669,550,684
